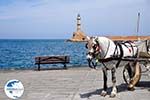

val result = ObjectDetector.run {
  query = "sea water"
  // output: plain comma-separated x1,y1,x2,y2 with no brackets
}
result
0,39,87,70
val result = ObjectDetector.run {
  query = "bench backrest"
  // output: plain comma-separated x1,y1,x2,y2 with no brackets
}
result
35,56,70,64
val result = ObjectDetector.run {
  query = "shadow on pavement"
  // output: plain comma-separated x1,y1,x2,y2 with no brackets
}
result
80,81,150,98
34,67,68,71
136,81,150,91
80,83,128,98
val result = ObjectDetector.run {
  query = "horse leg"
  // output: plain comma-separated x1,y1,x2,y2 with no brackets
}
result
110,68,117,98
101,67,107,97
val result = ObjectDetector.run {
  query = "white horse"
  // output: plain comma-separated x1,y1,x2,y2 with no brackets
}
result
86,36,138,97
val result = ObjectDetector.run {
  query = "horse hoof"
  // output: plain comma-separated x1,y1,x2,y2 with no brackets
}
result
110,93,116,98
128,87,135,91
128,84,135,91
100,91,107,97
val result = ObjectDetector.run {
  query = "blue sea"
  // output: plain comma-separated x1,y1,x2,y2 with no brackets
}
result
0,39,88,70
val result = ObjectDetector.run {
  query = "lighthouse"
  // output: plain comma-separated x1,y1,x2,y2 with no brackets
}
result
68,14,86,42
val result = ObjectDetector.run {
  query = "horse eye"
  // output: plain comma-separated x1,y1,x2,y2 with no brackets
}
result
85,43,88,48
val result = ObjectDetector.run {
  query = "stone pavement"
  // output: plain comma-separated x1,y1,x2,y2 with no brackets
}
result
0,67,150,100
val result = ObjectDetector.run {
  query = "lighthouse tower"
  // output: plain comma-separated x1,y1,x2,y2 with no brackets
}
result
69,14,86,42
77,14,81,32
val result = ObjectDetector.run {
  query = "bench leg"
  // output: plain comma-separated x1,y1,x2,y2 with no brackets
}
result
38,64,40,71
64,64,67,69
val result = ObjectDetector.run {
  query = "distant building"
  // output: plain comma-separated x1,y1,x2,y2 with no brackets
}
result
68,14,86,42
107,36,150,41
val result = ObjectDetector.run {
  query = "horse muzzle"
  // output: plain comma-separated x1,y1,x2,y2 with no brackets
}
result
86,52,98,69
86,52,94,60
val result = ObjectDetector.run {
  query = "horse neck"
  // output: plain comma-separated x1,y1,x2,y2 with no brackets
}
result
97,37,116,58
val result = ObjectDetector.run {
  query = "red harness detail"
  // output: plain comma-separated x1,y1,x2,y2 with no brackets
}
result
129,48,131,53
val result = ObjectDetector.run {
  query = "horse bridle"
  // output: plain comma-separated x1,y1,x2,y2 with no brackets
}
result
86,38,101,58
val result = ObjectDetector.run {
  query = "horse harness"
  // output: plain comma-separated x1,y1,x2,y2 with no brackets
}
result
95,40,135,69
94,38,121,69
113,42,124,68
112,41,136,68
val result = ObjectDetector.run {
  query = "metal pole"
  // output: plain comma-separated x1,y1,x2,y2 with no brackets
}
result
137,13,140,40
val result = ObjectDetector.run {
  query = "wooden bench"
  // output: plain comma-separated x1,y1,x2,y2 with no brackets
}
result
35,55,70,71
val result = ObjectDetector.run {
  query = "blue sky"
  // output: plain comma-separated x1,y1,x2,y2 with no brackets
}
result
0,0,149,39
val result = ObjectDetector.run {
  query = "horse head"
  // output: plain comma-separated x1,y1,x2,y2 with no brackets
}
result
85,36,101,68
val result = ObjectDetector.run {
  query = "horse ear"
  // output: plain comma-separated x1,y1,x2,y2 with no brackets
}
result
86,36,90,41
